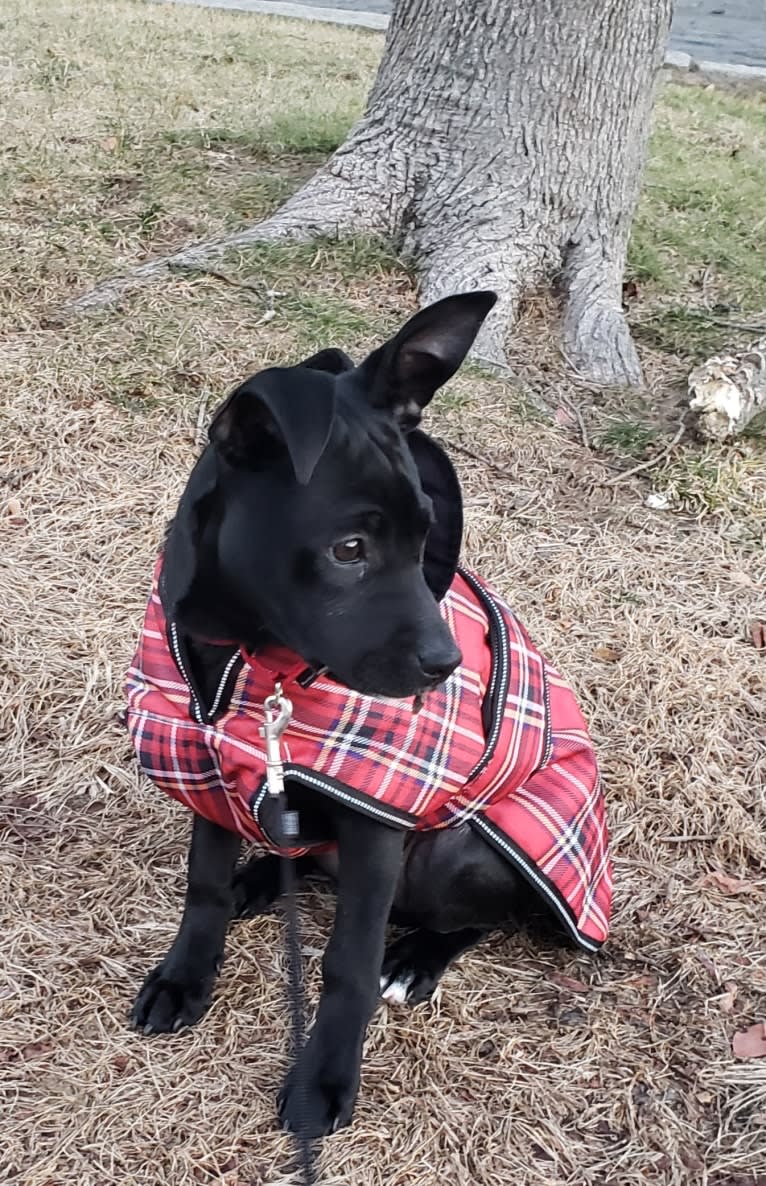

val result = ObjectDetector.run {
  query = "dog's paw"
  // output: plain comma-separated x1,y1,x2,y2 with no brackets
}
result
277,1046,360,1138
130,960,219,1034
380,934,445,1006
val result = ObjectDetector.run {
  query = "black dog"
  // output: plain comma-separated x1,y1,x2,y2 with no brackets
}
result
126,292,611,1138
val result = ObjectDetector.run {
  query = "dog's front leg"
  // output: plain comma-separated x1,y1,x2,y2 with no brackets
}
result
278,810,404,1137
131,816,240,1034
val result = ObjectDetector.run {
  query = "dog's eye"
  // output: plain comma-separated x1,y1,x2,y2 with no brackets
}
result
331,538,365,564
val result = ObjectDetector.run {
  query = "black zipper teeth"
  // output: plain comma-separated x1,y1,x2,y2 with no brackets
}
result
458,568,510,784
170,622,205,724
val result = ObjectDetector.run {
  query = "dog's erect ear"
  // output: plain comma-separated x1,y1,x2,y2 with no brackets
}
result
209,366,336,485
360,291,497,429
299,347,355,375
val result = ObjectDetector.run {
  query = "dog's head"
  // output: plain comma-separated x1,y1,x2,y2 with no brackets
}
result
162,291,496,698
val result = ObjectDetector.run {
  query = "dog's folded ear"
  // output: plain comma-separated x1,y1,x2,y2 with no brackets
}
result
299,347,355,375
209,366,336,485
359,291,497,429
160,447,219,622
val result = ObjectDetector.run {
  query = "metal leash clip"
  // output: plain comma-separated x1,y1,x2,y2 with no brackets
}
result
260,681,293,799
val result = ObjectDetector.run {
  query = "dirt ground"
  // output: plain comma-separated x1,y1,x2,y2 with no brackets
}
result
1,2,765,1185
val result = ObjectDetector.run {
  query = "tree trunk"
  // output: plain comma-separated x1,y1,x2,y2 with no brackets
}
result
74,0,672,386
242,0,672,383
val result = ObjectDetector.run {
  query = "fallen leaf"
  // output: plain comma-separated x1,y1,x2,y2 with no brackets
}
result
732,1022,766,1059
701,870,754,896
548,972,590,993
645,491,671,511
750,621,766,651
718,982,738,1013
100,136,119,152
681,1149,705,1172
558,1005,587,1026
21,1040,54,1060
622,973,657,989
6,497,21,516
696,951,719,979
593,644,621,663
112,1053,129,1072
554,406,576,427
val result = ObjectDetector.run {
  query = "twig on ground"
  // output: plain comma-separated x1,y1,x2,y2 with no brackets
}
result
0,464,41,489
440,437,541,517
601,413,688,488
168,262,268,297
558,392,590,450
694,311,766,336
440,438,512,480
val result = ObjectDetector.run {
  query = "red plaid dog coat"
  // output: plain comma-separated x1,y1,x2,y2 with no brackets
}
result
126,563,612,952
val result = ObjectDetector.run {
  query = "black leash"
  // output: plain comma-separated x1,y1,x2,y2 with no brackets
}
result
279,815,317,1186
261,683,317,1186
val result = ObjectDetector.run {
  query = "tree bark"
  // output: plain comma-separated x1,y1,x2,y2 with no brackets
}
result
74,0,672,386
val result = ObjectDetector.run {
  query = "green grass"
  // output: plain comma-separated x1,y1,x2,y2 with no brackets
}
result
629,83,766,323
597,418,659,458
3,1,765,360
655,445,765,541
1,0,764,539
632,306,761,358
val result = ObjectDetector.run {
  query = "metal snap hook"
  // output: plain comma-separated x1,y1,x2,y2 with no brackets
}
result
260,680,293,797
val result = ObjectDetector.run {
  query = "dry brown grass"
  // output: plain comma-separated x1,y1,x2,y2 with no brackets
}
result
2,2,765,1185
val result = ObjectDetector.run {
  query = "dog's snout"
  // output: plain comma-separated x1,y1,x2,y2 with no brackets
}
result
417,638,462,685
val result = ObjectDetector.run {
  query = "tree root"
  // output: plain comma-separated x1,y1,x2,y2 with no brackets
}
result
561,239,643,387
68,166,391,313
67,171,647,405
417,247,531,369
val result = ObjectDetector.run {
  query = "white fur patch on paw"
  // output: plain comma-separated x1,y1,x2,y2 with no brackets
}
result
380,971,415,1004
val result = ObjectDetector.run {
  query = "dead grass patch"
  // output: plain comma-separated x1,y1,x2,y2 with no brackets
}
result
1,2,765,1185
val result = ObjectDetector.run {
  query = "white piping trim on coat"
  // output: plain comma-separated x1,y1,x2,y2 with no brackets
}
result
471,815,601,953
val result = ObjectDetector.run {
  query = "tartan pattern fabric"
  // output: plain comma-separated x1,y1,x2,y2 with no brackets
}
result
125,562,612,950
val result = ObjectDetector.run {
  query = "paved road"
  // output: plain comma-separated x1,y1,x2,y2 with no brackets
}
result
249,0,766,68
671,0,765,67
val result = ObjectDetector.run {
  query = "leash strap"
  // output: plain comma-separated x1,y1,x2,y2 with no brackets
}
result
261,684,317,1186
280,828,317,1185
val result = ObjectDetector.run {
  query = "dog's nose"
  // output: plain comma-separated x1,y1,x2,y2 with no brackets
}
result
417,640,462,685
